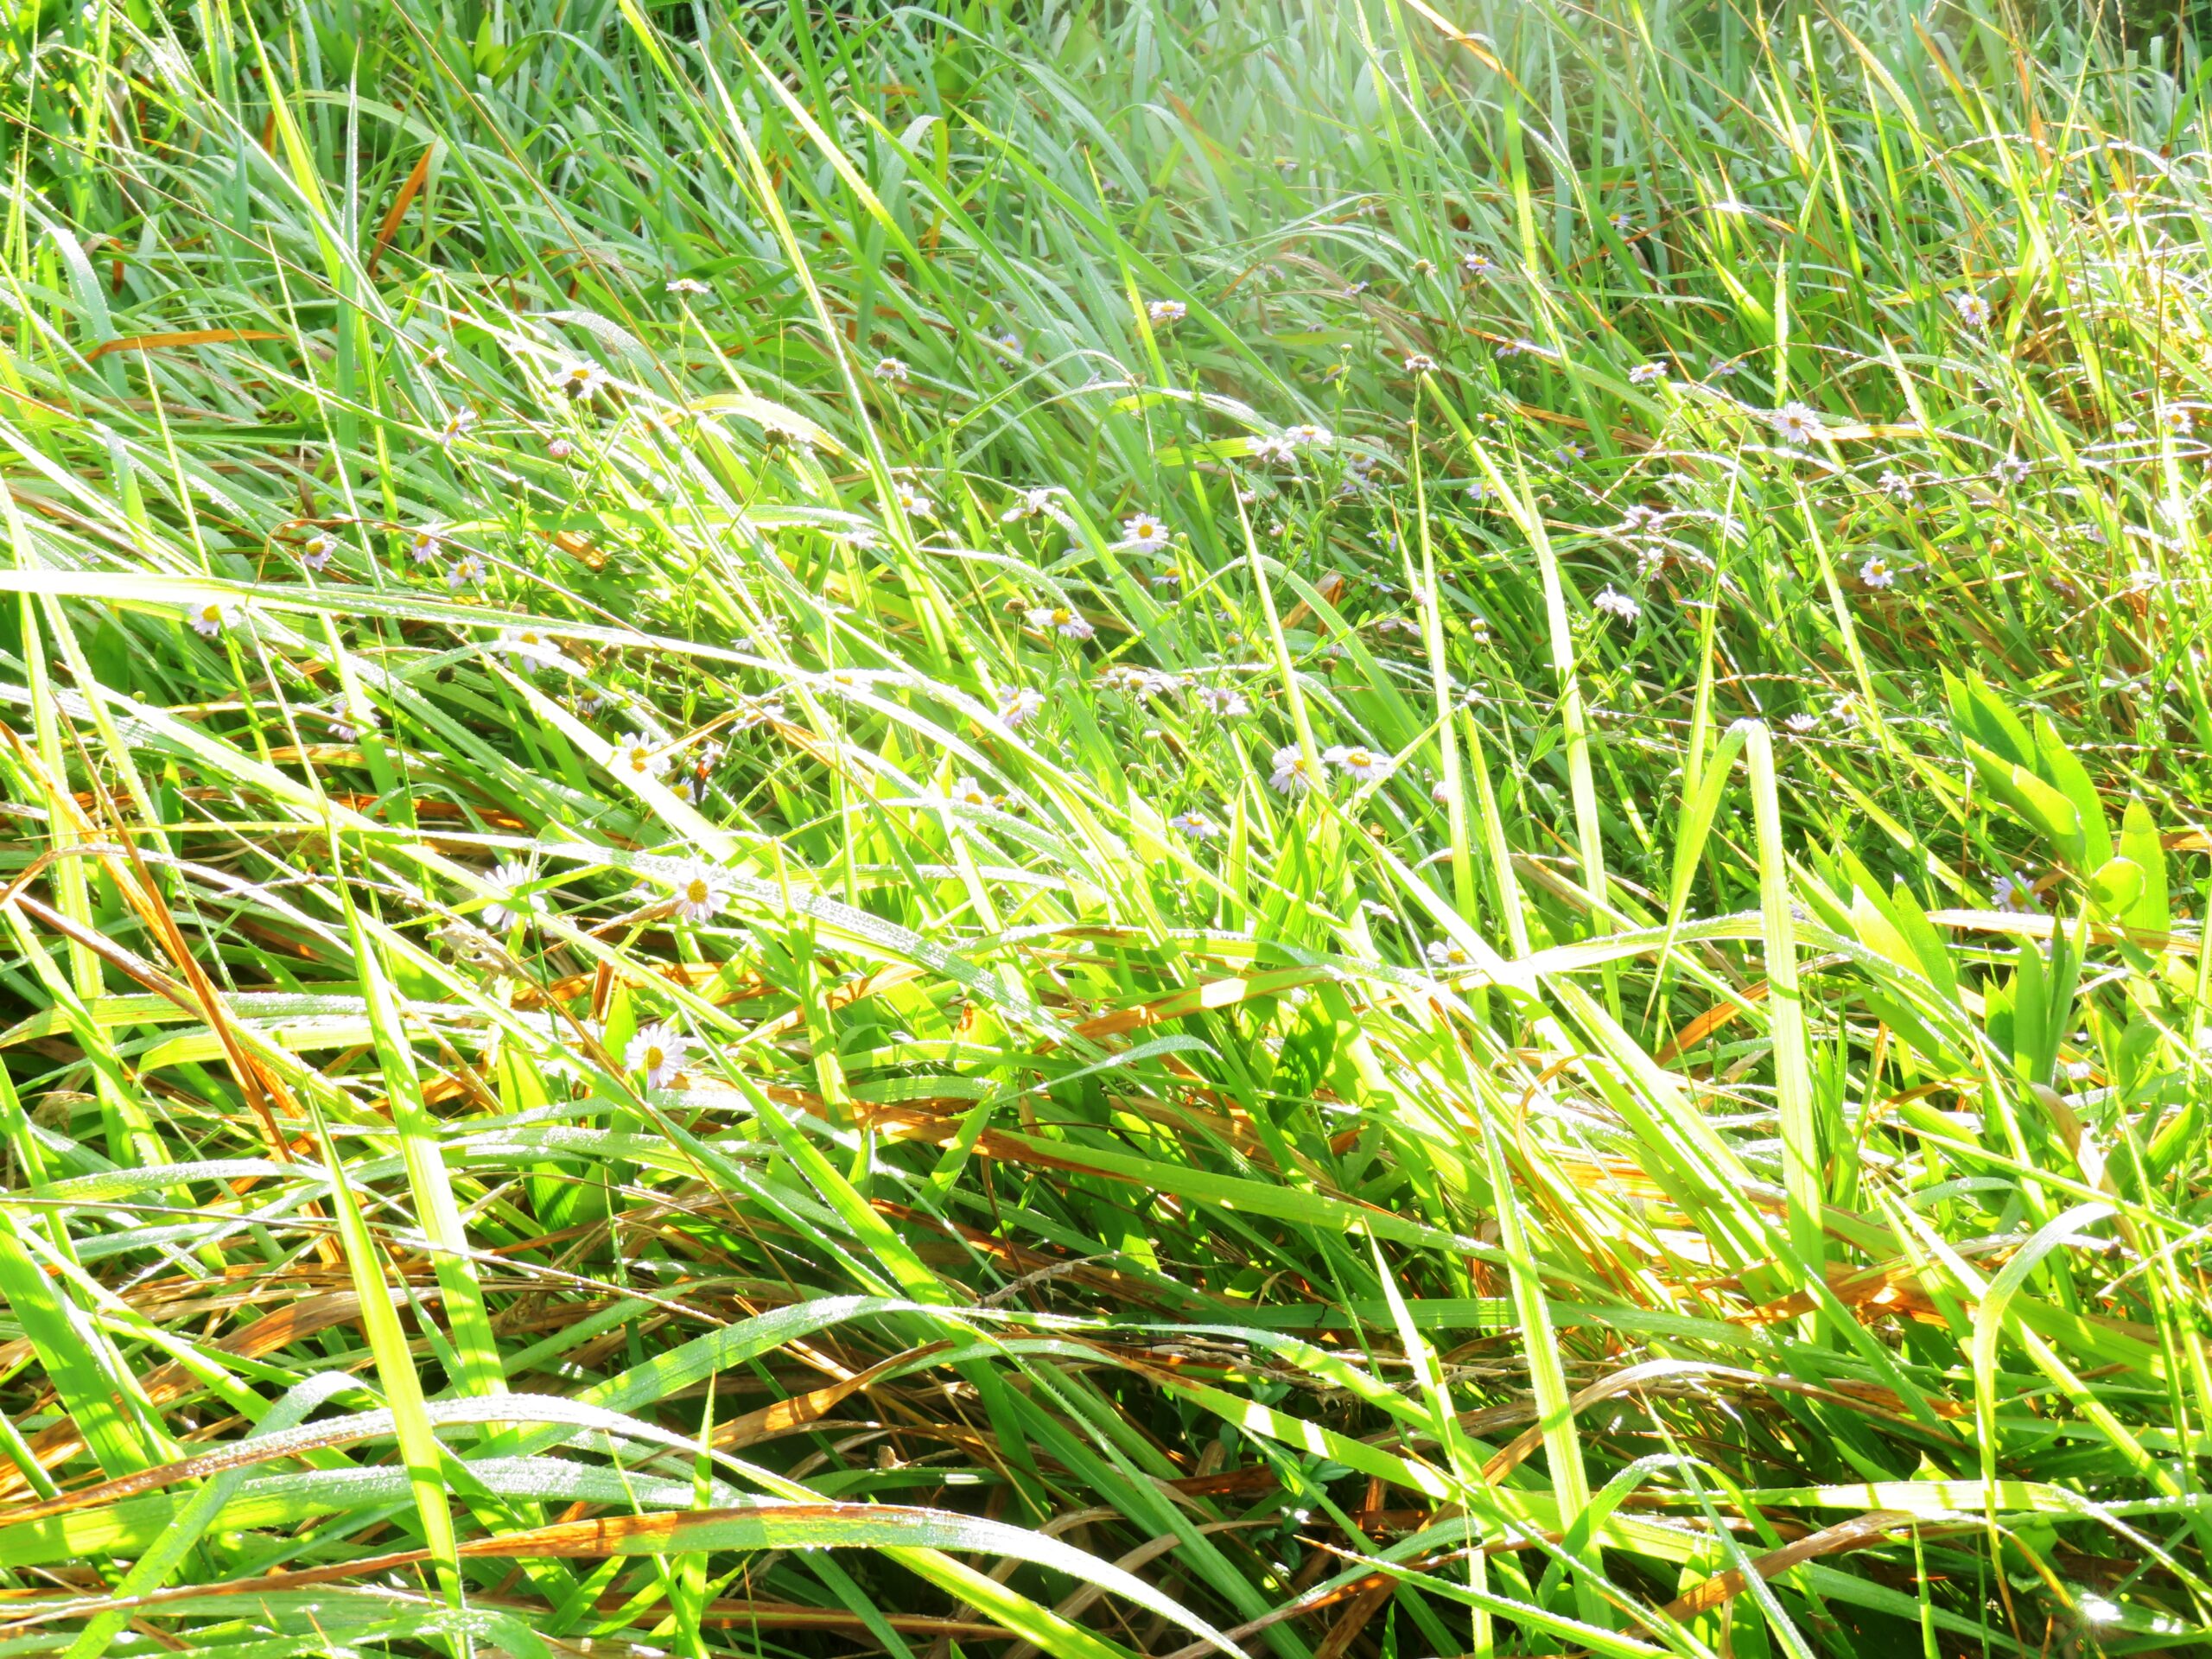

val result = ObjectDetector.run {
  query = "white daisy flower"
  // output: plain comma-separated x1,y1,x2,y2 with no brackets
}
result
1592,586,1642,622
1460,251,1495,277
299,533,336,572
482,861,544,932
409,525,443,565
1025,604,1096,641
1619,504,1666,534
187,599,239,639
895,483,935,518
1628,362,1668,386
1859,555,1897,589
666,276,711,296
1412,257,1437,277
1707,355,1741,378
1116,512,1173,553
1993,455,2030,486
1147,299,1187,325
448,554,486,591
1249,434,1299,465
1168,810,1221,840
438,410,477,447
1878,470,1912,501
1784,711,1820,734
1269,744,1322,794
1770,403,1824,446
610,734,670,781
555,359,612,400
1323,744,1392,783
495,626,563,666
325,701,378,742
1284,423,1332,448
2164,405,2195,436
1404,353,1438,374
1951,290,1991,327
1425,938,1474,970
1196,685,1251,717
872,356,910,385
626,1021,688,1088
946,775,994,808
1992,872,2043,915
997,686,1046,728
667,860,730,924
1001,486,1065,523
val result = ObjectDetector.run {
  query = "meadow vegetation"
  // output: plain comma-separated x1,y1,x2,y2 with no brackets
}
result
3,0,2212,1652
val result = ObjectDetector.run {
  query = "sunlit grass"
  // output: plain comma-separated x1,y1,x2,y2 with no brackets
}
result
0,0,2209,1654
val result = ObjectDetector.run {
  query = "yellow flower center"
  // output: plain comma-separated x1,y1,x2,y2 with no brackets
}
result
685,880,709,905
641,1046,664,1071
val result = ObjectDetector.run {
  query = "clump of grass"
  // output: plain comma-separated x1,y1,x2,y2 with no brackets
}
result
0,0,2209,1653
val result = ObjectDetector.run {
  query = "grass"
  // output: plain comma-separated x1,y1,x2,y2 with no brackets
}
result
2,0,2211,1651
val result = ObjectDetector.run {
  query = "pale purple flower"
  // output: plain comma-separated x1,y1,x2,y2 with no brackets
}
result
997,686,1045,728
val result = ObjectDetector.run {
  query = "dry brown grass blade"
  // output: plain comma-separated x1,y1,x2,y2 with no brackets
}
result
1661,1510,1920,1619
83,330,285,363
369,144,437,276
711,1341,954,1449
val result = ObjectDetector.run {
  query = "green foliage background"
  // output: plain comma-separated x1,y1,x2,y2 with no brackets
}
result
1,0,2210,1654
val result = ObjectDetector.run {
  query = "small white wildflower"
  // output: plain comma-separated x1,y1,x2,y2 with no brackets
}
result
1592,586,1642,622
1269,744,1321,795
1249,434,1299,465
1619,504,1666,534
325,701,378,743
482,861,544,932
2064,1058,2094,1083
409,525,443,565
555,359,612,400
1403,353,1438,374
1168,810,1221,840
997,686,1045,728
1344,281,1370,297
1859,556,1897,589
1284,423,1332,448
611,734,670,781
1707,355,1741,378
1951,291,1991,327
495,626,563,666
733,693,785,728
1197,684,1251,717
1425,939,1474,970
1628,362,1668,386
1878,470,1912,501
299,533,336,572
871,356,910,385
666,277,711,296
1001,486,1064,523
895,483,935,518
438,409,477,447
1460,251,1496,277
1992,871,2043,914
1495,337,1535,359
1025,604,1096,641
187,599,239,639
626,1021,688,1088
1784,711,1820,734
448,553,486,591
1147,298,1186,326
1116,512,1173,553
1770,403,1824,447
1993,455,2031,486
668,860,730,924
1323,744,1392,783
2165,405,2195,436
946,775,994,809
